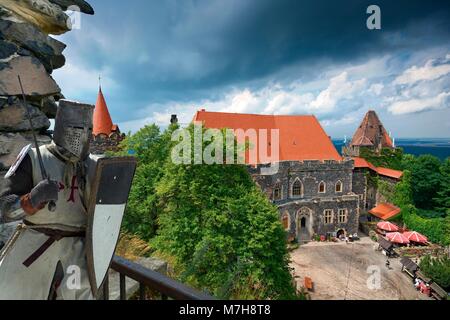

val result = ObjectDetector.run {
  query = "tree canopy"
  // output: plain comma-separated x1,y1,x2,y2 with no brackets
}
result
402,155,443,210
434,158,450,215
114,123,178,240
152,125,298,299
419,255,450,291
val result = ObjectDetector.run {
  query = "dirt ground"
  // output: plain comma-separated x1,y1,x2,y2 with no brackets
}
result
290,237,431,300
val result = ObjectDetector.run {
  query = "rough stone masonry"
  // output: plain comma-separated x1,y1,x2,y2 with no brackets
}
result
0,0,94,244
0,0,94,178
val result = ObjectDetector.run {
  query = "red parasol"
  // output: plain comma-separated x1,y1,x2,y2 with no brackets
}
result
377,221,399,232
403,231,428,244
386,232,410,244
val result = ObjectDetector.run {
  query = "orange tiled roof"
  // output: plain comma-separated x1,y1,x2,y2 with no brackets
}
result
353,157,377,171
350,110,393,148
375,167,403,179
369,203,401,220
193,110,342,163
93,87,116,136
352,157,403,180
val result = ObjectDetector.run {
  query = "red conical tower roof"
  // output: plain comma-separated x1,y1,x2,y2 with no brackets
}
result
93,87,114,136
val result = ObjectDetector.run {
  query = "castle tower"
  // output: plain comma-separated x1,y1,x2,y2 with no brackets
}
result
90,85,124,154
343,110,394,157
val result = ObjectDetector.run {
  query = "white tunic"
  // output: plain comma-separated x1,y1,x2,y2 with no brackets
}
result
0,145,98,300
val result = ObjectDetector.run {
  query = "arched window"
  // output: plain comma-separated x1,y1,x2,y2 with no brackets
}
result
319,181,326,194
273,183,282,200
338,209,348,223
335,181,343,193
282,212,290,230
292,179,302,197
324,209,333,224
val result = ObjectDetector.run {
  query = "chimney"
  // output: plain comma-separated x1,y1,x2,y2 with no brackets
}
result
170,114,178,124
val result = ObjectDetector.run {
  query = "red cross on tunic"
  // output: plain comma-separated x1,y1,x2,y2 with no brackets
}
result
67,175,79,203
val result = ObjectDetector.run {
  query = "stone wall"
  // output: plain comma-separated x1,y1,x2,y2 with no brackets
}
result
278,196,360,240
352,167,367,210
0,0,94,172
90,132,126,155
249,160,360,241
250,160,354,202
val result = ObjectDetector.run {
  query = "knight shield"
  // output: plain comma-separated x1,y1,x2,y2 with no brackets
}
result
86,157,137,296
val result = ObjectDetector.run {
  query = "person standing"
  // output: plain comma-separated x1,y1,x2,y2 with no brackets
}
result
0,100,98,300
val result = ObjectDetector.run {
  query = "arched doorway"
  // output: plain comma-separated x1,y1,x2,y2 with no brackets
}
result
296,207,313,243
301,217,306,228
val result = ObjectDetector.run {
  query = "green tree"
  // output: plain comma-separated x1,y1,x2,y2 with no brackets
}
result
115,124,178,240
359,147,404,170
419,255,450,291
434,158,450,215
153,125,298,299
392,170,413,208
403,212,450,246
402,155,443,209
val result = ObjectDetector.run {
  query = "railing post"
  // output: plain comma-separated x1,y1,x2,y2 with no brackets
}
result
120,274,126,300
139,283,146,300
103,274,109,300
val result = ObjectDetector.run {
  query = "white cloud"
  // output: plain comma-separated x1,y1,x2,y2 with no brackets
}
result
388,92,450,115
310,72,366,112
53,62,117,99
321,116,358,127
393,59,450,85
118,51,450,136
369,83,384,95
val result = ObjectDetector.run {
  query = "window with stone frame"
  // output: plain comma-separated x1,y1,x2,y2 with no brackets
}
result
282,212,290,230
319,181,326,193
338,209,348,223
335,181,343,193
292,179,302,197
273,183,282,200
324,209,333,224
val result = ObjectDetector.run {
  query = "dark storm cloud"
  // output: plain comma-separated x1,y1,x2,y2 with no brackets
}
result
67,0,450,98
57,0,450,127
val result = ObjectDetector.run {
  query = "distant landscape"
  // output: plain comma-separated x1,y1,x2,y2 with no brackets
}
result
334,138,450,160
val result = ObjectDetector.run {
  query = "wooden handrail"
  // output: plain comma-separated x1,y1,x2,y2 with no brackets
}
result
107,255,214,300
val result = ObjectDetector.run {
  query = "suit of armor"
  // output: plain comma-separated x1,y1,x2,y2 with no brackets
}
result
0,101,98,300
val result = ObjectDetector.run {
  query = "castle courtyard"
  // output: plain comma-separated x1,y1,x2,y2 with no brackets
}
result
290,238,431,300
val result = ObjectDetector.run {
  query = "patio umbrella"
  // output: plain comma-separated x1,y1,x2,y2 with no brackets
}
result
386,232,410,244
403,231,428,244
377,221,399,232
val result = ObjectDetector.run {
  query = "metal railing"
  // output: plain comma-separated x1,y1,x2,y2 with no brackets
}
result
102,255,214,300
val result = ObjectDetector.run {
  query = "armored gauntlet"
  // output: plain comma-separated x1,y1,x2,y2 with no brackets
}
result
29,179,59,209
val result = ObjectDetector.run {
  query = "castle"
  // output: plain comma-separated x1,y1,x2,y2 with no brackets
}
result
343,110,395,157
90,86,125,154
194,109,403,242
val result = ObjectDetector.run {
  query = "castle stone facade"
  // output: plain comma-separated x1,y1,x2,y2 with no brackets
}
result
250,160,360,241
194,109,403,243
